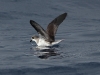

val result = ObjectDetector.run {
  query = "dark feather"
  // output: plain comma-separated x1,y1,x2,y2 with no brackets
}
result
30,20,50,41
47,13,67,41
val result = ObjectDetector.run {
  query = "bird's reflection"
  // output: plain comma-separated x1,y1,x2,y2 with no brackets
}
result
31,45,60,59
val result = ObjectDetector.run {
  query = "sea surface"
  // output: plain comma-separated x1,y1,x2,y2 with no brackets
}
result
0,0,100,75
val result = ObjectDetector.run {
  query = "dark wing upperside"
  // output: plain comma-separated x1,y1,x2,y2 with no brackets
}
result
47,13,67,41
30,20,50,41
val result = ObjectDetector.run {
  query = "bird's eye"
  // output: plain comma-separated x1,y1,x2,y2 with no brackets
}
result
32,37,34,39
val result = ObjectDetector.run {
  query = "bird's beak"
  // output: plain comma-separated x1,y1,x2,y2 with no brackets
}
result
30,40,32,42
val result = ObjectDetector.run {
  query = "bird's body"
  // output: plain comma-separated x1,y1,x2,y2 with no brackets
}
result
30,13,67,47
31,34,63,46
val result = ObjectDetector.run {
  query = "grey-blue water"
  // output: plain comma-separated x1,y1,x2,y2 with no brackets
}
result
0,0,100,75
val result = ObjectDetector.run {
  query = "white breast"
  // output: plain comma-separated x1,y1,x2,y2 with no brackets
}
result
37,39,63,46
37,39,50,46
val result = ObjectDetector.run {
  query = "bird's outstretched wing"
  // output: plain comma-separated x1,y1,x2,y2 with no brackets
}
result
30,20,50,41
47,13,67,41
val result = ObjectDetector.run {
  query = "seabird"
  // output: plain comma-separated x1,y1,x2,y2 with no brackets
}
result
30,13,67,46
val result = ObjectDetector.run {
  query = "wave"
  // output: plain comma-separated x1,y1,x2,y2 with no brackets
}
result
0,62,100,75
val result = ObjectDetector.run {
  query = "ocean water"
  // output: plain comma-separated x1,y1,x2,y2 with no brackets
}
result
0,0,100,75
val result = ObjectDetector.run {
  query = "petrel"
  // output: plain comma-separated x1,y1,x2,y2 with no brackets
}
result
30,13,67,46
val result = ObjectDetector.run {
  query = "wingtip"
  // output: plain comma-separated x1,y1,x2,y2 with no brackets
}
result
63,12,67,17
30,20,33,24
30,20,36,25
